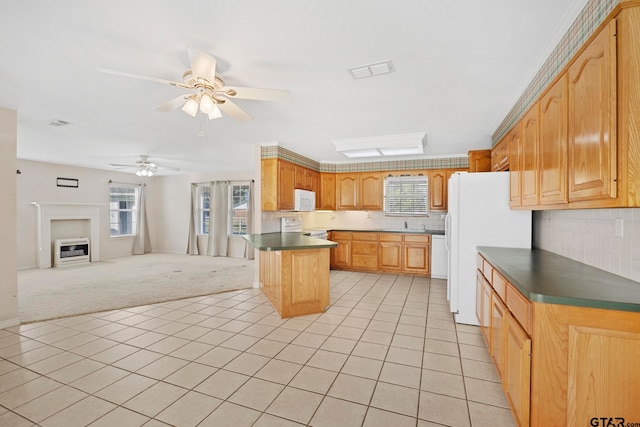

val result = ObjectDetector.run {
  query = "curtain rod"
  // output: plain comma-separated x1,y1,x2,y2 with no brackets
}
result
192,179,254,186
108,180,144,186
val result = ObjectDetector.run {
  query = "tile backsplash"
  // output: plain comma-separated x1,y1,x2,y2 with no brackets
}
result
301,210,446,232
534,208,640,282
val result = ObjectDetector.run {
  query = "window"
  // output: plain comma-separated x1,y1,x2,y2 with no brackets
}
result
196,185,210,235
109,185,139,236
384,176,429,215
230,184,250,235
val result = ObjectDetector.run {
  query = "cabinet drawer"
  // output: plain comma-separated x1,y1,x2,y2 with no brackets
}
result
482,261,493,284
404,234,431,243
506,283,532,335
492,270,507,301
352,232,378,241
332,231,352,240
352,255,378,269
352,241,377,255
379,233,403,242
477,253,485,271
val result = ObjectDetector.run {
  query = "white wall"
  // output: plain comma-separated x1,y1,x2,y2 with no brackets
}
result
534,208,640,283
148,169,255,257
16,159,145,269
0,108,18,326
300,210,446,231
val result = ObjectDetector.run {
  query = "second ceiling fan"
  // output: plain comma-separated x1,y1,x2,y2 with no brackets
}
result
98,46,291,122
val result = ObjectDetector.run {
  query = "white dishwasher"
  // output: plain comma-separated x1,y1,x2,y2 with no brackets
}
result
430,234,448,279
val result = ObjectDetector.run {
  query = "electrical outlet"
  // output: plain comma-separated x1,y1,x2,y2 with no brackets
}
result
615,218,624,237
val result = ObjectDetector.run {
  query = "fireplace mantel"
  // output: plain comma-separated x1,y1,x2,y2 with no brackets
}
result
31,202,103,269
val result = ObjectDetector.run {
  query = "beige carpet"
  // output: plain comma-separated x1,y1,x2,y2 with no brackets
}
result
18,253,255,323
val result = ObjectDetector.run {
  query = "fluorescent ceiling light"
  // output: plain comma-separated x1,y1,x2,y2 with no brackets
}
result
348,60,394,79
333,132,426,158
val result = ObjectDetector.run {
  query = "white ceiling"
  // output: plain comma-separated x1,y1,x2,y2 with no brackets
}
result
1,0,586,175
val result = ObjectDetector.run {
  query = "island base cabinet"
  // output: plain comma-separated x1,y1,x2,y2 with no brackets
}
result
259,248,330,318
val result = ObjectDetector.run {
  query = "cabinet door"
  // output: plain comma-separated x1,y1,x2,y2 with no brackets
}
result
319,173,336,210
278,161,296,210
468,150,492,172
504,311,531,427
429,170,447,211
358,172,383,210
490,291,506,379
508,125,522,207
492,138,509,172
332,240,351,268
521,104,540,207
379,241,402,272
539,75,569,205
403,243,430,275
336,174,358,210
477,270,492,347
568,20,617,202
294,165,306,190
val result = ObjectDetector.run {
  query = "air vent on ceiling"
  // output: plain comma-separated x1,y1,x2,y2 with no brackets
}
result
348,60,394,79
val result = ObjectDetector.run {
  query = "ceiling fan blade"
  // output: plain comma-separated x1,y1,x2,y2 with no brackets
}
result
217,98,253,122
187,46,217,82
96,66,188,88
152,95,189,112
109,163,136,168
223,86,291,101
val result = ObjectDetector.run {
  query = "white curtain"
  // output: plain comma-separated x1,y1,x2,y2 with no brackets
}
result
133,184,151,255
244,180,255,260
187,183,199,255
207,181,230,257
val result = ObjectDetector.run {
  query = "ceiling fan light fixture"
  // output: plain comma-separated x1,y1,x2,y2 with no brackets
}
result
208,105,222,120
199,93,215,114
181,97,199,117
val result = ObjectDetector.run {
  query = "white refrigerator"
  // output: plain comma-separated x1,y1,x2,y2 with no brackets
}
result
445,172,531,325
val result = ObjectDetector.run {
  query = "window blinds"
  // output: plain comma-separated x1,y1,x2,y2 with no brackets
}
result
384,175,429,215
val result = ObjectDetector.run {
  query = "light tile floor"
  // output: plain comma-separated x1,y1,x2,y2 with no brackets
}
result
0,271,516,427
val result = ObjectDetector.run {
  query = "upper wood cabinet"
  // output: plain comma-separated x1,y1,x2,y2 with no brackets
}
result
568,19,617,203
539,75,568,205
318,173,336,210
428,170,447,211
336,172,383,210
468,150,492,172
358,172,383,210
491,138,509,172
521,104,540,207
508,126,522,207
261,158,297,211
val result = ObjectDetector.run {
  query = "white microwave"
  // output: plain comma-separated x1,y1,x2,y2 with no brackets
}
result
294,189,316,211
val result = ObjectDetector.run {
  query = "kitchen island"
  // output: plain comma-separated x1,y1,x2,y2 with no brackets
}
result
243,233,337,318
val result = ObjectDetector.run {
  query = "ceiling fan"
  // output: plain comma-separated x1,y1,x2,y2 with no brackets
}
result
97,46,291,122
109,155,179,177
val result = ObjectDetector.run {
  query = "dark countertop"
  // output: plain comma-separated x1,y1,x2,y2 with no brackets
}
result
327,228,445,235
478,246,640,312
243,233,338,251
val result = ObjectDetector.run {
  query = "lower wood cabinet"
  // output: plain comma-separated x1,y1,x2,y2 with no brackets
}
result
478,252,640,426
330,232,430,275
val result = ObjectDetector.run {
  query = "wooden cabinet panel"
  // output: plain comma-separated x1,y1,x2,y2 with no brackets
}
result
336,174,358,210
490,291,506,378
492,138,509,172
468,150,492,172
261,158,279,211
332,239,351,268
358,172,383,210
477,270,492,347
379,241,402,272
540,75,569,205
568,20,617,202
429,170,447,211
521,104,540,207
491,269,507,302
403,243,430,275
286,249,330,317
506,283,532,335
319,173,336,210
404,234,430,244
504,311,531,427
278,160,296,211
351,232,378,241
508,125,523,207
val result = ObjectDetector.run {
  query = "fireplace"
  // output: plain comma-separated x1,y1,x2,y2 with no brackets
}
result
31,202,102,269
54,237,90,267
